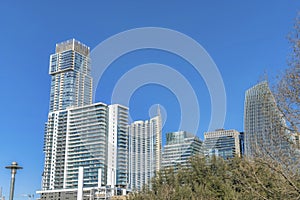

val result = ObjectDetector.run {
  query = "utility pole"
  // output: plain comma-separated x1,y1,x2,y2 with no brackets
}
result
5,162,22,200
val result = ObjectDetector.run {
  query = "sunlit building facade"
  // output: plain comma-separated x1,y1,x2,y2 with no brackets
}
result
244,82,287,158
41,40,130,196
43,110,68,190
107,104,129,188
128,114,162,191
64,102,108,189
162,131,202,169
49,39,92,112
43,39,94,190
203,129,241,159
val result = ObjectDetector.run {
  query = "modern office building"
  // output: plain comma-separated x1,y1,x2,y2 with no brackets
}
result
239,132,245,157
49,39,92,112
162,131,202,169
203,129,242,159
128,113,162,191
244,81,287,158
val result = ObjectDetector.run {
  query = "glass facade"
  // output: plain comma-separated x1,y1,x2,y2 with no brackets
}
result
49,39,92,112
162,131,202,169
43,39,95,191
42,39,131,194
64,103,108,188
244,82,288,158
203,129,241,159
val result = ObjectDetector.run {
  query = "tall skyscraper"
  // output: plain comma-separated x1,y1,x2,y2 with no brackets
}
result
128,113,162,191
43,39,94,191
203,129,242,159
41,40,130,198
244,82,287,158
49,39,92,112
162,131,202,169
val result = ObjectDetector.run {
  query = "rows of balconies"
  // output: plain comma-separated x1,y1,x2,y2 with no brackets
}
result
67,138,106,147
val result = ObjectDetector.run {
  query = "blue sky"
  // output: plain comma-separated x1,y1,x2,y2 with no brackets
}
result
0,0,299,198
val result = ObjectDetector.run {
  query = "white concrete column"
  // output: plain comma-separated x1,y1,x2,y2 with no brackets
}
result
77,167,84,200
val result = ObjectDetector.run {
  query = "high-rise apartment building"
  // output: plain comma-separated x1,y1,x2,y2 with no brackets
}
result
41,40,130,198
162,131,202,169
64,102,108,189
128,114,162,191
43,102,109,190
43,39,94,191
107,104,129,188
244,81,288,158
49,39,92,112
203,129,242,159
43,110,68,190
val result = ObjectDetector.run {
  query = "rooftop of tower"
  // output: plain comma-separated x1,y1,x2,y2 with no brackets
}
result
55,38,90,56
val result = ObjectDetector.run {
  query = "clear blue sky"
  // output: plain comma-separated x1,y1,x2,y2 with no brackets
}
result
0,0,299,198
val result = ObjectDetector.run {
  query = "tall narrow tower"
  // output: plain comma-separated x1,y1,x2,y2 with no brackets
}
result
107,104,129,189
49,39,92,112
43,39,93,190
128,109,162,190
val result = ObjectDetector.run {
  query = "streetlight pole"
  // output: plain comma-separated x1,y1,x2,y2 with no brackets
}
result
5,162,22,200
